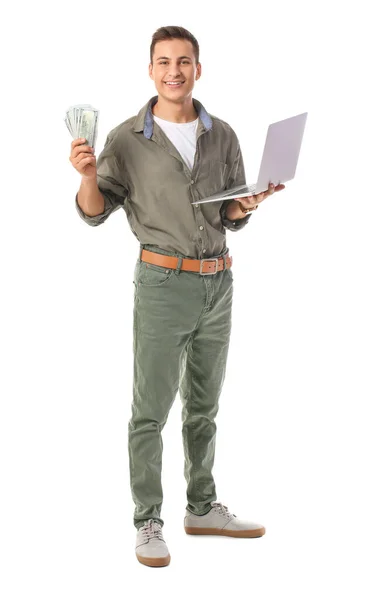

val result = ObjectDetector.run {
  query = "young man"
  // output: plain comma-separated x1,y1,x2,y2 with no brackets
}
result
70,26,284,568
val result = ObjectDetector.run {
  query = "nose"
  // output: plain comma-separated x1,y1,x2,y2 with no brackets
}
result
168,67,182,78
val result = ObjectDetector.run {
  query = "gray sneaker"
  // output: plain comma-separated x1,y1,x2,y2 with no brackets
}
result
135,519,171,567
184,501,266,538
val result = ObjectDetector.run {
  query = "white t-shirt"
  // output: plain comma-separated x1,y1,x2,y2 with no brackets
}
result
153,114,199,171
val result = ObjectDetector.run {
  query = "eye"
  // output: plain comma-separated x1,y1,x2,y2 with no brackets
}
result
159,60,190,65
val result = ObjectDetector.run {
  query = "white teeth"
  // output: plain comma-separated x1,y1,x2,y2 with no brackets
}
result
165,82,183,85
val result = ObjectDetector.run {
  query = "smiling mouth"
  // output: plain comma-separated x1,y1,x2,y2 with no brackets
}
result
164,81,185,86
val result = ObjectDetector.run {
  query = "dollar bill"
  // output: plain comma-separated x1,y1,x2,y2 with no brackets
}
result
64,104,99,148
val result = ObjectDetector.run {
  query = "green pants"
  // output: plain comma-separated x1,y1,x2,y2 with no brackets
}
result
129,243,234,530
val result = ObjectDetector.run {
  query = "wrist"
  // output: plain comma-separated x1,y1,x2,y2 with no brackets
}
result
226,200,257,220
81,175,98,186
226,200,243,220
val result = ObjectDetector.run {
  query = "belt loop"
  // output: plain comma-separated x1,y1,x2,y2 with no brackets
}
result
225,247,230,271
175,256,183,275
223,248,228,270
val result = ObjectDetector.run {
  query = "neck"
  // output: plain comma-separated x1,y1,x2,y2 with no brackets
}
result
152,95,198,123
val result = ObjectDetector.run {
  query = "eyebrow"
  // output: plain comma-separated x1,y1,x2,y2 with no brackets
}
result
156,56,192,61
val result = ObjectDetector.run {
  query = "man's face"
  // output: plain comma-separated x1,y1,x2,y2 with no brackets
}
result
149,38,201,102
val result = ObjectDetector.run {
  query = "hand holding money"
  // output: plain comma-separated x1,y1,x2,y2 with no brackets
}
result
69,138,97,179
65,104,99,178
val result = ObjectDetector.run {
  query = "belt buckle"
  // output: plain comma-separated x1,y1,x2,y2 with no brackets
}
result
199,258,219,275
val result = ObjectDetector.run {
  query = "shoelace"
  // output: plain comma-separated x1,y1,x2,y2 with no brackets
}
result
141,518,165,541
211,501,237,518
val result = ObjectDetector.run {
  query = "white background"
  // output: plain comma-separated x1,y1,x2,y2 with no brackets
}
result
1,0,366,597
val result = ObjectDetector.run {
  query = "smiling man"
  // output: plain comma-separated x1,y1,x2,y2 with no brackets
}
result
71,25,283,568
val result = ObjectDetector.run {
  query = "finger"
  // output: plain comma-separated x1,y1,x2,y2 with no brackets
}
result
250,193,265,204
75,153,96,166
261,184,275,199
78,156,96,168
236,194,264,208
235,195,252,207
265,187,274,199
247,194,261,206
77,145,94,154
71,138,87,147
72,145,95,159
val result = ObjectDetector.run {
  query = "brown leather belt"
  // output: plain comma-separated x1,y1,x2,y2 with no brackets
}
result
140,249,233,275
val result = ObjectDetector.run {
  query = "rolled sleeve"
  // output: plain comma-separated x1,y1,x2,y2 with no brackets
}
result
220,200,252,231
75,132,128,227
220,132,253,232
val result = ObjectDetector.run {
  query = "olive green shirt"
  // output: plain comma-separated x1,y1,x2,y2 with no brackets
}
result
75,95,252,258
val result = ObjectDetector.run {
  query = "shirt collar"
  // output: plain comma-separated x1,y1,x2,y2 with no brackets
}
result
132,95,213,138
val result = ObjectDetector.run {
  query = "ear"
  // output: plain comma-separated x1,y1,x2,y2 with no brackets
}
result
148,63,153,80
195,62,202,81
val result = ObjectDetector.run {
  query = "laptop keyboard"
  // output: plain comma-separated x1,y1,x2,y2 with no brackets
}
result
231,184,257,196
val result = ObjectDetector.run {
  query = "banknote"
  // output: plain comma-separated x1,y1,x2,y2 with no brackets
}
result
64,104,99,148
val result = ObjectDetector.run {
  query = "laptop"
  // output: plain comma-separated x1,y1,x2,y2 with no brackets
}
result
191,112,308,204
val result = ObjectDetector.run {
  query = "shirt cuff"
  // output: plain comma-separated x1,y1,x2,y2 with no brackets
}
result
220,200,252,231
75,191,115,227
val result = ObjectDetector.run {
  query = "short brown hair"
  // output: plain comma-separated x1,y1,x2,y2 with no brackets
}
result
150,26,200,65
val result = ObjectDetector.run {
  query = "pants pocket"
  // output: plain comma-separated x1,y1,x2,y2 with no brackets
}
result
137,261,175,287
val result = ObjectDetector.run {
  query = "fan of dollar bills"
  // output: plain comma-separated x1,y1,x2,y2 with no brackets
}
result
64,104,99,148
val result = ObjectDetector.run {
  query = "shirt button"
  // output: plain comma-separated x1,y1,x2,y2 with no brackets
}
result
199,225,204,230
203,249,206,253
194,203,199,207
191,179,195,184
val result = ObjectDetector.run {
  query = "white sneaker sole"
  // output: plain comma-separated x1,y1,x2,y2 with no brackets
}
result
184,525,265,538
136,552,171,567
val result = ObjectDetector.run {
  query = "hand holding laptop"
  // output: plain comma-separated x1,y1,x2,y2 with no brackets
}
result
191,112,307,207
234,182,286,214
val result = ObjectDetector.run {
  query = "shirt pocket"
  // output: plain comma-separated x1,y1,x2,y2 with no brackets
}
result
197,160,228,197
